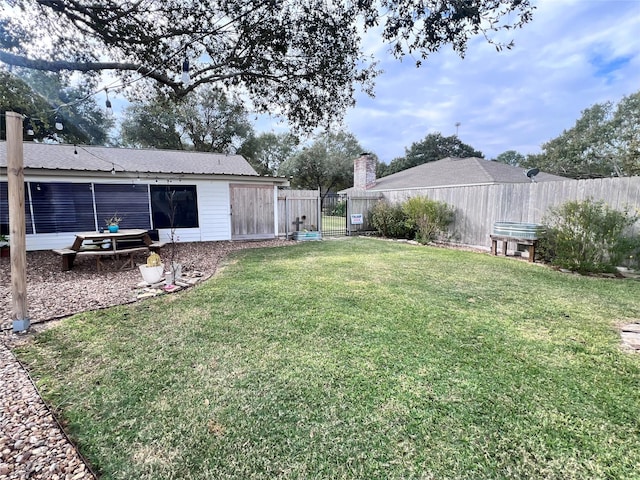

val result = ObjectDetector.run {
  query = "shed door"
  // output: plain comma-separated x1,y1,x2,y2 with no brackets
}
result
229,184,275,240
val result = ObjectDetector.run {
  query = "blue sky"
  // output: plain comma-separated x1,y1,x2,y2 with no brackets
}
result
306,0,640,164
101,0,639,164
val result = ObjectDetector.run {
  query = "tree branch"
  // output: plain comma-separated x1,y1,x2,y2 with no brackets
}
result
0,50,183,92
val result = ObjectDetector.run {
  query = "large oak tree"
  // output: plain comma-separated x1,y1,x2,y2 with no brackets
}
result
279,131,364,198
121,86,253,152
522,92,640,179
0,1,534,130
0,70,112,144
381,132,483,176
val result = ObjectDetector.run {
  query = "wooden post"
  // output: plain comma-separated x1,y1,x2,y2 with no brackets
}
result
6,112,29,332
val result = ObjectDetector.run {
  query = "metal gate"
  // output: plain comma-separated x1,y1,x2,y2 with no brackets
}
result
279,190,381,239
321,193,347,237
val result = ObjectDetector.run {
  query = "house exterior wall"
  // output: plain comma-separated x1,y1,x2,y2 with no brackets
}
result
193,180,231,242
1,175,235,250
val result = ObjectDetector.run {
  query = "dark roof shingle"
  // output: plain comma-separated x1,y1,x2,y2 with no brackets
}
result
0,142,259,176
367,157,568,191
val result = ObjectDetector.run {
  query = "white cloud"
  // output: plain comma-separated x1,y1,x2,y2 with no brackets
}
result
339,0,640,162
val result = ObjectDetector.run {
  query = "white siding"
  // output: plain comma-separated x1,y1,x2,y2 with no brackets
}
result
18,178,233,250
195,180,231,241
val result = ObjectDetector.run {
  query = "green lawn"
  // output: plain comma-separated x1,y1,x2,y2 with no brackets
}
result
321,214,345,232
16,238,640,480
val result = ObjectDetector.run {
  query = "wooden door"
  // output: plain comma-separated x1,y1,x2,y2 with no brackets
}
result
229,184,275,239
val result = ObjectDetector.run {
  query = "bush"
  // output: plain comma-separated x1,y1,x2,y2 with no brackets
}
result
402,196,455,244
540,199,640,273
331,200,346,216
370,200,412,238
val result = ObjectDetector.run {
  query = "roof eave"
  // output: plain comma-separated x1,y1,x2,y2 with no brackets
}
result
0,167,290,186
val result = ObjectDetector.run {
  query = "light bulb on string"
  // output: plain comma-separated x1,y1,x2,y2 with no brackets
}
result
54,115,63,131
105,89,113,117
181,58,190,87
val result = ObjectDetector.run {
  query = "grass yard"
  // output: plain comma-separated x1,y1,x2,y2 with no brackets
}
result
16,238,640,480
321,214,346,232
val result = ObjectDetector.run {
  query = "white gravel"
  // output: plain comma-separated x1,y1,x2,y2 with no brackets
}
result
0,239,291,479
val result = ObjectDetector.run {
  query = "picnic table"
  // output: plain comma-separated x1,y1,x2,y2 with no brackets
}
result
53,229,165,271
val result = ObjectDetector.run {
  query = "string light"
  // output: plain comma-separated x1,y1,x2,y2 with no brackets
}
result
75,145,126,174
105,89,113,117
181,58,190,87
54,115,63,131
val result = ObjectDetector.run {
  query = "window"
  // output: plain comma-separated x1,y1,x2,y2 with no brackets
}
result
30,182,94,233
94,184,151,230
150,185,199,229
0,182,33,235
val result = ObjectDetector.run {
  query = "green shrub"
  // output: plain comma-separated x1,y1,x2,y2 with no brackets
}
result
540,198,640,273
370,200,412,238
402,196,455,244
331,200,347,216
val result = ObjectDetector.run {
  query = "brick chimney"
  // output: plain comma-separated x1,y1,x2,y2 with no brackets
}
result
353,152,376,189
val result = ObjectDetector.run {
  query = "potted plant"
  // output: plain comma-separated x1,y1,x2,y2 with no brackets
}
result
105,213,122,233
0,234,9,258
139,251,164,284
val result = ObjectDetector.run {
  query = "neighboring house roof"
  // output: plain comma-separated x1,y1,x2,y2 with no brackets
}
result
343,157,568,193
0,142,283,180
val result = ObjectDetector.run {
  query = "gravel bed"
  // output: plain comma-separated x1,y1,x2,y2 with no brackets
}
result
0,239,291,479
0,343,94,480
0,240,290,333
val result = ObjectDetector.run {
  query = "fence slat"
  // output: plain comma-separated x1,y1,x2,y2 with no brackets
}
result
375,177,640,248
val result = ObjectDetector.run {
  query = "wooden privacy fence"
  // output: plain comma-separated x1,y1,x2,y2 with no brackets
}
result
380,176,640,248
346,192,383,235
278,190,382,238
278,189,320,238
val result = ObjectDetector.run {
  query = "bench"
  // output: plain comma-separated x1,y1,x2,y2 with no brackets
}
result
54,246,150,271
490,235,538,263
147,241,166,252
52,248,77,271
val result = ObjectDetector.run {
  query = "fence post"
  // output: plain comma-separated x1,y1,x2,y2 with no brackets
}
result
284,195,289,239
317,187,322,235
6,111,30,333
346,194,351,236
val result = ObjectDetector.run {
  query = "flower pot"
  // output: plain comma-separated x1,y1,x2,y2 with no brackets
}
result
0,246,9,258
139,264,164,284
108,224,119,233
292,231,321,241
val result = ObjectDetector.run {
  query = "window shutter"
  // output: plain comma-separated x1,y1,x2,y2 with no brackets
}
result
30,182,94,233
94,183,151,230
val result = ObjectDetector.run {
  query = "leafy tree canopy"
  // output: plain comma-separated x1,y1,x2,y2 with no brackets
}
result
521,92,640,178
120,86,253,153
0,1,534,131
238,132,299,176
0,70,112,144
381,132,484,176
279,131,365,196
494,150,524,166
